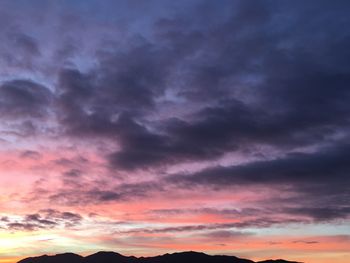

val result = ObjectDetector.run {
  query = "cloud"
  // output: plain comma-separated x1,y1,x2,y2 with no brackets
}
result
77,0,350,171
48,180,161,205
203,230,253,239
292,240,319,244
167,144,350,192
284,207,350,222
20,150,42,159
7,32,41,56
0,209,83,232
63,169,82,177
0,29,41,70
0,79,52,119
123,218,302,234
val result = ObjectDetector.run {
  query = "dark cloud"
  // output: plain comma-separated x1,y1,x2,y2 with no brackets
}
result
0,216,9,222
92,0,350,171
0,29,41,69
203,230,253,239
0,79,52,119
0,0,337,174
161,145,350,222
169,145,350,187
55,33,180,138
284,207,350,222
149,208,260,218
20,150,41,159
53,156,89,167
292,240,319,244
46,179,161,206
123,218,302,234
148,205,350,226
63,169,82,178
1,209,82,231
8,32,41,56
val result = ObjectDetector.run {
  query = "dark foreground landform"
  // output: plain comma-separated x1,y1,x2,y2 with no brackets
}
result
18,251,302,263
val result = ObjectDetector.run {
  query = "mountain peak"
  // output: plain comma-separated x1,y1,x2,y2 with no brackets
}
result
87,251,124,257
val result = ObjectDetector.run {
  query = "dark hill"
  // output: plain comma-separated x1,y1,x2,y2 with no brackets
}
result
85,251,138,263
142,251,254,263
18,253,83,263
18,251,302,263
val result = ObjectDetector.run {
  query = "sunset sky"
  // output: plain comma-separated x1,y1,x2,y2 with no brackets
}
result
0,1,349,263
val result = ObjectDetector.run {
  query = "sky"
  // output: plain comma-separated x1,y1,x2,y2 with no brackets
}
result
0,0,349,262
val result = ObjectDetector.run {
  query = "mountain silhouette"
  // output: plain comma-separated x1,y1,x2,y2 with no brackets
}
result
18,253,83,263
18,251,302,263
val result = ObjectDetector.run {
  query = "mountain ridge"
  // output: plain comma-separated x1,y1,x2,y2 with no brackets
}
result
18,251,302,263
